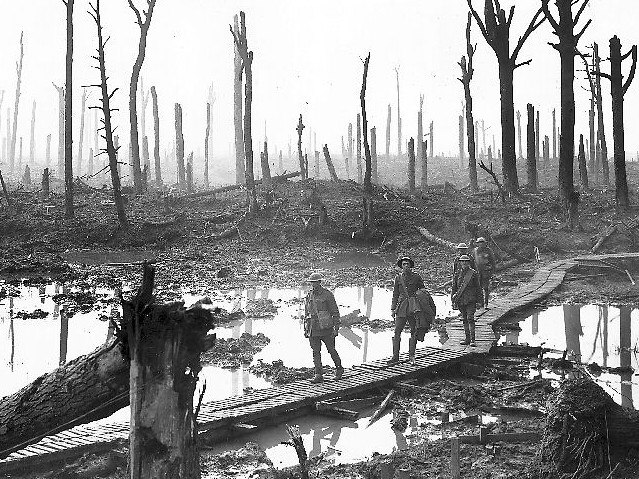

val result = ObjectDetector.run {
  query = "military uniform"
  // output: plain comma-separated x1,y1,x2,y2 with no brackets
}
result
473,243,496,307
304,285,343,381
451,263,482,346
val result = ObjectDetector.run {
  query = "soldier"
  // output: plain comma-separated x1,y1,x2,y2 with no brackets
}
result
304,272,343,383
473,237,496,307
451,255,482,346
390,256,432,365
452,243,475,282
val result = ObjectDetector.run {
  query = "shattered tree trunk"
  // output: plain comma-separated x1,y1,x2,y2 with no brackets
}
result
175,103,185,187
371,127,378,184
526,103,537,191
205,102,211,188
594,43,609,185
261,140,271,186
151,86,162,185
356,113,362,183
395,67,401,156
297,114,305,180
458,115,464,167
88,148,93,177
322,144,339,181
64,5,74,218
407,137,415,192
421,140,428,189
361,53,373,230
45,133,51,167
516,110,522,159
417,95,423,162
232,14,245,185
459,20,478,192
10,32,24,173
552,108,557,161
29,100,35,166
578,134,588,189
429,121,434,158
385,104,391,158
77,88,86,175
125,264,216,479
42,167,49,198
535,110,540,162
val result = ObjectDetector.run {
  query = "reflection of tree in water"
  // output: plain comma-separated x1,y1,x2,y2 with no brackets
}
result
532,312,538,335
59,308,68,365
619,306,633,409
563,304,582,363
9,297,14,372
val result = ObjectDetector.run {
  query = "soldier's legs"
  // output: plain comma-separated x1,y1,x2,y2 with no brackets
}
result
389,315,408,363
460,307,471,345
309,337,323,376
321,335,342,370
466,306,477,346
480,272,491,306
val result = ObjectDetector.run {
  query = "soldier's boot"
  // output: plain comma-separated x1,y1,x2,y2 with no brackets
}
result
469,322,476,347
408,335,418,365
331,353,344,380
460,323,471,345
387,335,401,364
484,288,490,308
311,353,323,383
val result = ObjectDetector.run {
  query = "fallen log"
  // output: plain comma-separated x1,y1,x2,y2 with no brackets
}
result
416,226,457,251
182,171,300,199
0,341,129,459
367,390,395,427
315,401,359,420
591,224,618,253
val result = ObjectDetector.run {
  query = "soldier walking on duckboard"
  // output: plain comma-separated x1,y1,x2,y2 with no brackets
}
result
451,255,483,346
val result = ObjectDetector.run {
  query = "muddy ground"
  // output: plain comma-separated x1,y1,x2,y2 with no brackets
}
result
2,156,639,478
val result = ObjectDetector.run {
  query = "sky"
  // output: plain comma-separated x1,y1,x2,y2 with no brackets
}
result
0,0,636,175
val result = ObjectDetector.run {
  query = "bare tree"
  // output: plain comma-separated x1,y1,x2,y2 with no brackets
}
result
385,104,391,158
127,0,157,194
407,137,415,192
467,0,546,193
232,15,245,185
593,36,637,208
322,144,339,181
459,12,478,192
361,53,373,229
150,86,161,185
230,11,258,213
88,0,127,226
63,2,74,218
139,77,149,171
516,110,522,159
260,140,271,186
526,103,537,190
542,0,591,228
578,133,588,189
175,103,185,186
296,114,305,179
52,84,65,178
204,102,211,188
77,88,87,175
29,100,35,166
356,113,362,183
417,95,423,162
394,66,401,156
593,43,609,184
10,32,24,173
46,134,51,167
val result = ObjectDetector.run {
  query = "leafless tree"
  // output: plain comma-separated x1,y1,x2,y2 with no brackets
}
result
127,0,157,194
63,1,74,218
467,0,546,193
175,103,185,186
150,86,161,185
542,0,591,228
88,0,128,227
29,100,35,166
526,103,537,190
394,67,401,156
361,53,373,229
10,32,24,174
230,11,258,213
204,102,210,188
459,12,478,192
593,36,637,208
77,88,87,174
593,43,609,184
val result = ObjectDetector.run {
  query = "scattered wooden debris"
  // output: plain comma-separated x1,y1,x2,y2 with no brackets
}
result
367,390,396,427
314,401,359,420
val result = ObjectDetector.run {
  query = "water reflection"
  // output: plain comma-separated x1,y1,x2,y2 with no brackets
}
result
500,304,639,409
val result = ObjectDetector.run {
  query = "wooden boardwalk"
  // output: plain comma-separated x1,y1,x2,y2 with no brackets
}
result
1,253,636,472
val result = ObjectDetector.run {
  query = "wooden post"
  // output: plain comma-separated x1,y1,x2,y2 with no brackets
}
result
578,133,588,189
29,100,35,166
408,137,415,192
527,103,537,191
175,103,185,187
261,140,271,186
42,168,50,198
45,134,51,167
450,437,460,479
356,113,362,183
296,114,306,180
77,88,86,175
322,144,339,181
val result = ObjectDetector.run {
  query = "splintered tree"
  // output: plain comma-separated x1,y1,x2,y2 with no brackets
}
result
296,114,305,179
53,83,65,177
467,0,546,194
322,144,339,181
578,134,588,189
594,36,637,208
593,43,609,184
77,88,87,175
63,3,73,218
204,102,211,187
175,103,185,186
417,95,423,162
356,113,362,183
516,110,522,159
395,66,401,156
542,0,591,228
232,15,245,185
361,53,373,229
29,100,35,166
89,0,127,226
151,86,161,185
260,140,271,186
407,137,416,192
385,104,391,158
459,11,478,192
230,11,258,213
10,32,24,173
127,0,157,194
526,103,537,190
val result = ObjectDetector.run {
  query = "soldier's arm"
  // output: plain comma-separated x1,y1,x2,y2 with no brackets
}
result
416,274,425,291
391,278,399,311
328,292,340,327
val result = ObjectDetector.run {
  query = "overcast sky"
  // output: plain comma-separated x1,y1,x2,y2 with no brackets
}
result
0,0,636,174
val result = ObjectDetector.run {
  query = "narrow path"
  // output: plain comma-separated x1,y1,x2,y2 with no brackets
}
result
1,253,636,472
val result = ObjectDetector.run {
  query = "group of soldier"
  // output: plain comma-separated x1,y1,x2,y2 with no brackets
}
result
302,238,495,383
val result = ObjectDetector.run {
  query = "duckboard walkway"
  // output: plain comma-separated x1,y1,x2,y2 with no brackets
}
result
1,253,636,471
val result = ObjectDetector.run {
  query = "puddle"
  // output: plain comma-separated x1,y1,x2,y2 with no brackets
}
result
497,304,639,409
0,282,455,422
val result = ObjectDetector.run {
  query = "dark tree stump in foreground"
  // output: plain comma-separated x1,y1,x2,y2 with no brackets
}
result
538,379,639,479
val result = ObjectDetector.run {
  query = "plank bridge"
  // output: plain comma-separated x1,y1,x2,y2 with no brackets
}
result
0,254,633,472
